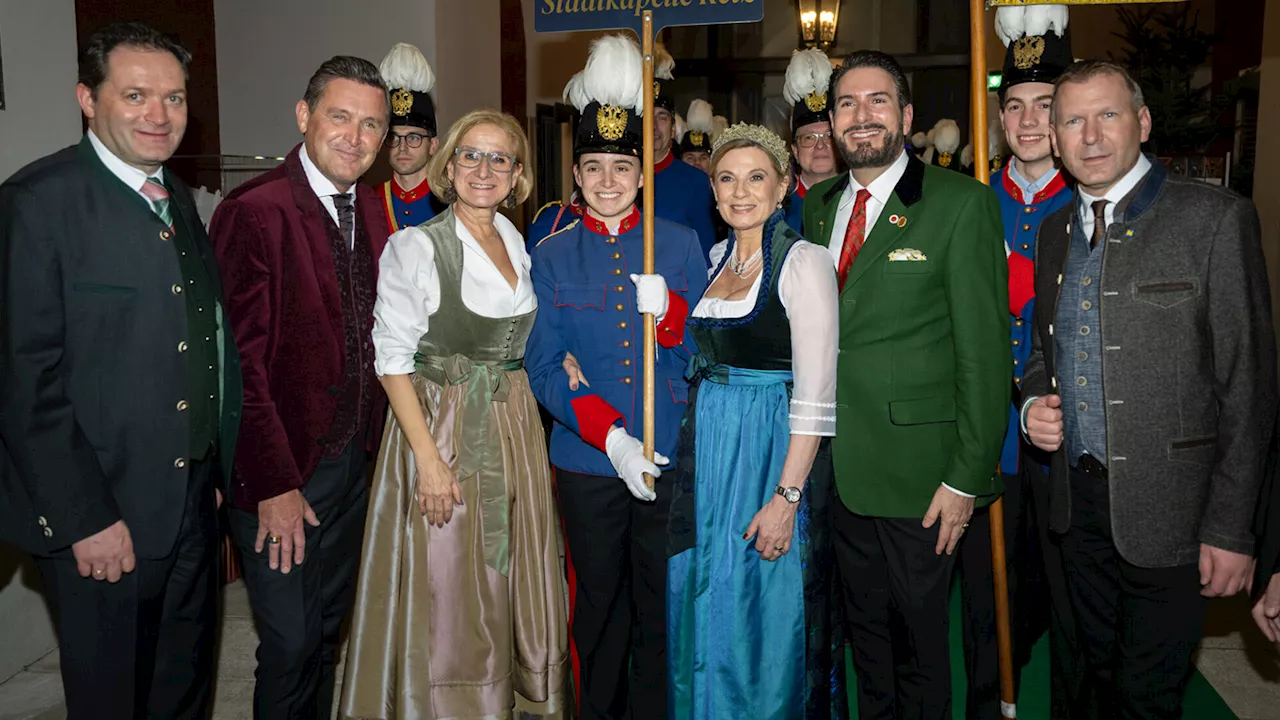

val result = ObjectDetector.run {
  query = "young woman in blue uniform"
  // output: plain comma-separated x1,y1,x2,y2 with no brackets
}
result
524,35,707,720
376,43,444,231
958,7,1077,719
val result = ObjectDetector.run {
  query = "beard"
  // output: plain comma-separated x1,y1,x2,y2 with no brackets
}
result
837,123,905,170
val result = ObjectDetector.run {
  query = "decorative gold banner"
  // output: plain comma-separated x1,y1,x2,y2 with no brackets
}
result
987,0,1185,6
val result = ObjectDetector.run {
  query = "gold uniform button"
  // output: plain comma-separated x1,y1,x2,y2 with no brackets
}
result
1015,319,1024,327
177,400,189,411
178,341,189,353
1013,359,1020,366
616,304,625,311
622,377,632,385
174,458,187,469
618,321,628,329
1024,207,1035,214
612,268,622,275
172,284,183,295
1014,377,1022,385
621,340,631,348
607,238,617,244
1020,243,1030,251
612,252,621,260
1012,339,1020,346
1022,224,1031,231
615,285,625,292
623,359,632,366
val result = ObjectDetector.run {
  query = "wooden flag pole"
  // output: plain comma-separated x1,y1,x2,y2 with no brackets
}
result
641,11,657,490
970,0,1017,716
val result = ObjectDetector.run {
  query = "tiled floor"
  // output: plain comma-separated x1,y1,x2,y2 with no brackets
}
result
1,582,1277,719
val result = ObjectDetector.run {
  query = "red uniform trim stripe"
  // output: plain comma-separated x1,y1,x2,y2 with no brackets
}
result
570,394,625,453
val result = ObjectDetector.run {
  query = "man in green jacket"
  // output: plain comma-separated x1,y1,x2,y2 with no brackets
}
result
802,50,1011,719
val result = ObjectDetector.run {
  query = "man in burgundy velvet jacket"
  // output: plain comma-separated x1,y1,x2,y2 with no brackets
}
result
208,56,391,719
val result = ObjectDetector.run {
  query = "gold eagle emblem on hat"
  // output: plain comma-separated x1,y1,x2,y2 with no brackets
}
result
597,105,628,142
938,151,953,168
1013,36,1046,70
653,80,662,101
688,130,705,147
804,90,828,112
391,88,414,117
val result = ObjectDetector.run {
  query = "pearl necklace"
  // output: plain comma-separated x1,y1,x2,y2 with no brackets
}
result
728,247,763,278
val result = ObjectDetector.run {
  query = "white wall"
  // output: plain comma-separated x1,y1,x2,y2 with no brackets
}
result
0,0,79,680
214,0,440,156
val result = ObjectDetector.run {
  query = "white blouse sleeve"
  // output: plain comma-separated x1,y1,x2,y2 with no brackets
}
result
778,241,839,437
706,239,729,280
373,226,441,376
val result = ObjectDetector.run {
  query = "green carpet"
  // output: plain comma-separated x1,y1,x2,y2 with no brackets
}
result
843,584,1239,718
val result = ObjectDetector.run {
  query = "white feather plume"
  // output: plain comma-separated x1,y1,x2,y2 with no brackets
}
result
988,118,1005,157
654,42,674,81
1024,4,1069,38
995,7,1025,48
783,49,833,105
911,131,928,148
675,113,688,142
686,100,714,133
565,34,644,112
379,43,435,93
710,115,729,140
961,144,974,168
933,119,961,154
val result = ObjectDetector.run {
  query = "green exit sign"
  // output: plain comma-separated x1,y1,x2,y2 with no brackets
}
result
988,72,1003,90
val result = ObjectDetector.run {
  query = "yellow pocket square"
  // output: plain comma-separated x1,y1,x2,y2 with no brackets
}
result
888,248,927,262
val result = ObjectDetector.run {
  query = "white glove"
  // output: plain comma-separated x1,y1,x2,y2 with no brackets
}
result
604,426,667,502
629,273,669,321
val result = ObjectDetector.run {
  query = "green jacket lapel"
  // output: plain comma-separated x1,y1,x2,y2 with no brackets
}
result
844,153,927,292
809,174,848,248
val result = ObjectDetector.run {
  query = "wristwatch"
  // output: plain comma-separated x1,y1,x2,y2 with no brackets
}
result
775,485,802,504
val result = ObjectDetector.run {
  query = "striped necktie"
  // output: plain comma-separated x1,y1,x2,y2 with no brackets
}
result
141,177,173,228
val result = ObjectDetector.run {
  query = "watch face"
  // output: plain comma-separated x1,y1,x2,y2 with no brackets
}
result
782,487,801,503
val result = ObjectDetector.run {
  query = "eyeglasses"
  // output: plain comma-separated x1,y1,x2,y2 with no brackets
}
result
454,147,518,173
386,132,430,148
796,131,833,149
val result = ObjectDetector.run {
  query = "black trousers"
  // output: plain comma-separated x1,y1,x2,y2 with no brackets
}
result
37,456,219,720
959,465,1055,719
833,502,958,720
229,440,369,720
1060,466,1206,720
555,468,670,720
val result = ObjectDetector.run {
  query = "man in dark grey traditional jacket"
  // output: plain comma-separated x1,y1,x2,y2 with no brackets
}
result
1021,59,1276,719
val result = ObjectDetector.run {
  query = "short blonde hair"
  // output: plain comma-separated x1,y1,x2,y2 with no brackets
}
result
428,109,532,205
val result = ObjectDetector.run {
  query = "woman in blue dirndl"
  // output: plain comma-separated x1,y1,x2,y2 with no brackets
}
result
666,123,847,719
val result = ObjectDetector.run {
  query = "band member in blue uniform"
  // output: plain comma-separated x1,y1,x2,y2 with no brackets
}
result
650,44,718,262
377,43,444,231
525,35,707,720
677,99,715,174
782,48,839,232
959,6,1076,719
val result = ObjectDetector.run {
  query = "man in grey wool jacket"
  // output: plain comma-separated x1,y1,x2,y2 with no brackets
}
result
1020,59,1276,719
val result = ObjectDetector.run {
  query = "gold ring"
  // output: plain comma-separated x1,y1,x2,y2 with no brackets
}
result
94,569,104,575
268,535,281,544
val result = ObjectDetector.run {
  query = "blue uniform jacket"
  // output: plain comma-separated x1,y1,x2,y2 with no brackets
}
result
992,163,1072,473
653,153,718,264
379,178,443,232
526,207,707,478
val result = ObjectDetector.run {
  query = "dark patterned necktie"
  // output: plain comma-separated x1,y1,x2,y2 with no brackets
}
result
333,193,355,251
1090,199,1108,249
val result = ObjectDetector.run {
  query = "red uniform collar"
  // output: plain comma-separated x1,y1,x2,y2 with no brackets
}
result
391,176,431,203
655,150,674,174
1001,163,1068,205
795,176,810,199
581,205,641,236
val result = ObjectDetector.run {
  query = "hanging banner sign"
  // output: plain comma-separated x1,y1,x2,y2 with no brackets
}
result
535,0,762,35
987,0,1184,6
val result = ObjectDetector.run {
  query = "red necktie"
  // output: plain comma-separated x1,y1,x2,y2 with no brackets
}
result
836,189,871,290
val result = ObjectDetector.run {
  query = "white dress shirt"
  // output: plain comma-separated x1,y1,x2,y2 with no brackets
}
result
372,212,537,376
695,240,839,437
827,149,911,266
87,130,165,203
299,144,354,250
1077,154,1152,241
